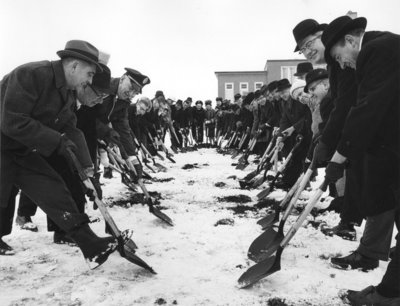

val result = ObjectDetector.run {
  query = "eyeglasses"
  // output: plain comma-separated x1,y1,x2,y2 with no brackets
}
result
299,35,321,54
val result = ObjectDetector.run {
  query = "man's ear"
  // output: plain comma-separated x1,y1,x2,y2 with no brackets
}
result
345,34,356,47
71,60,79,71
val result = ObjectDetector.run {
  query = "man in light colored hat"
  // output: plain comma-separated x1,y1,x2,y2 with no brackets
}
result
0,40,117,268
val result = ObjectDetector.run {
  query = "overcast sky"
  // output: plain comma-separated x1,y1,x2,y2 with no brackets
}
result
1,0,399,101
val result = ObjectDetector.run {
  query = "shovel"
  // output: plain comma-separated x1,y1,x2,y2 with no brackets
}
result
238,179,328,288
66,148,156,274
247,165,314,263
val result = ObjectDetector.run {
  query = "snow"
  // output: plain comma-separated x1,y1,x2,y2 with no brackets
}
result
1,148,396,306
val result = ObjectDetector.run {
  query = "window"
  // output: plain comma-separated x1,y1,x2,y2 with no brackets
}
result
224,82,234,102
281,66,297,84
239,82,249,95
254,82,263,90
225,83,233,90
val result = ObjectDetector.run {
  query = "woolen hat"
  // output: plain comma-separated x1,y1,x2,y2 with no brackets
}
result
205,100,212,105
259,84,268,94
276,79,291,92
155,90,164,98
216,97,223,102
294,62,313,76
292,19,327,52
322,16,367,64
124,68,150,93
234,93,242,100
304,69,328,93
290,79,306,99
195,100,203,105
57,40,102,72
185,97,193,103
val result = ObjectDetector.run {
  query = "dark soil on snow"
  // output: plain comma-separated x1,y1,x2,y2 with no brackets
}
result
214,182,226,188
214,218,235,226
217,194,252,203
225,198,280,215
182,163,199,170
110,191,163,208
267,297,290,306
227,205,257,215
152,177,175,183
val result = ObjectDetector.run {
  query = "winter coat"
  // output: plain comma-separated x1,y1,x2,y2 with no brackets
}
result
0,60,92,207
193,108,206,126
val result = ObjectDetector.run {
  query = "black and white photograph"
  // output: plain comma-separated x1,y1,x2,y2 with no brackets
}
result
1,0,399,305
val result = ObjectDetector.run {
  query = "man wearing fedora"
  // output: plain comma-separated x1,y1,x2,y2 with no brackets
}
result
322,15,400,305
276,78,312,189
96,67,150,181
292,18,363,241
0,40,118,268
294,62,314,80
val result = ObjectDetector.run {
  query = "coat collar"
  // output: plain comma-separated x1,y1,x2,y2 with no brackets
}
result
51,60,67,89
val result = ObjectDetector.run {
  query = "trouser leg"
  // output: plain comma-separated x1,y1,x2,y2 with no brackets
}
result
0,186,19,237
357,208,395,261
376,210,400,298
17,193,38,218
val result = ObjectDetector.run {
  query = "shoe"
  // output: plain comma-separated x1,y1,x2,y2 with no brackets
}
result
103,166,113,179
345,285,400,306
321,221,357,241
15,215,38,232
331,251,379,271
85,236,118,270
53,232,77,246
273,179,290,191
0,238,15,255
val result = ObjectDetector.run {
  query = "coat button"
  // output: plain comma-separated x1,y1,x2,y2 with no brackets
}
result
32,148,37,153
55,118,59,123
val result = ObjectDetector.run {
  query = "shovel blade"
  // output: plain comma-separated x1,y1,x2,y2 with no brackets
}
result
257,186,271,200
122,241,156,274
242,170,258,182
257,209,279,230
250,176,265,189
248,228,283,263
238,248,283,288
236,161,248,170
150,206,174,226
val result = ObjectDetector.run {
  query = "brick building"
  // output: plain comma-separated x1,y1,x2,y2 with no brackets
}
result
215,58,305,101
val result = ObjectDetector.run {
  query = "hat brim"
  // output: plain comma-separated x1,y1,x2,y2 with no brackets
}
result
304,74,328,93
294,23,327,52
277,84,291,92
324,17,367,64
57,50,103,72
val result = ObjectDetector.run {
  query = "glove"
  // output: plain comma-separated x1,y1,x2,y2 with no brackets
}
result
313,141,333,166
104,129,120,146
324,161,345,184
56,134,77,170
236,121,243,129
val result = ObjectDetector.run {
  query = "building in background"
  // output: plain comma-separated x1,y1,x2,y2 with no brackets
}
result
215,58,304,101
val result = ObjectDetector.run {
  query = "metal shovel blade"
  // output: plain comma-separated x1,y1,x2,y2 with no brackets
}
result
149,205,174,226
238,247,283,288
257,208,280,230
247,227,283,263
257,186,271,200
122,241,156,274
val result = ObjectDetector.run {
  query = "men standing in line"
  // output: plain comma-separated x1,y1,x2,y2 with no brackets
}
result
0,40,117,268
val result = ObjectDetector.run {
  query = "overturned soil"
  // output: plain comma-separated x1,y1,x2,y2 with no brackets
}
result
110,191,163,208
217,194,252,203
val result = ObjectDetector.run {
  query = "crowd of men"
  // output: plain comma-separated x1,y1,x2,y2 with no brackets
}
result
0,13,399,305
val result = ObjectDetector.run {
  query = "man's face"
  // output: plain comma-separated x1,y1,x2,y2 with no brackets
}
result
308,79,328,101
272,89,280,101
117,75,141,101
258,97,266,106
216,100,222,107
176,103,182,110
206,104,211,110
330,36,359,70
76,84,105,107
196,103,202,110
136,102,148,115
298,33,325,65
70,61,96,90
279,88,291,101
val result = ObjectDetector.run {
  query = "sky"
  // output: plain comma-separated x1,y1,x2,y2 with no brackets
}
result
1,0,400,102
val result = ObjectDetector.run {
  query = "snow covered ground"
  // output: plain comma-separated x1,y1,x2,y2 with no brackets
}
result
0,148,395,306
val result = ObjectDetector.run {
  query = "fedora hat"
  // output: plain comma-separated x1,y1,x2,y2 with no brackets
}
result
91,50,111,93
124,68,151,93
276,79,291,92
322,16,367,64
292,19,327,52
294,62,313,76
57,40,102,72
304,68,328,93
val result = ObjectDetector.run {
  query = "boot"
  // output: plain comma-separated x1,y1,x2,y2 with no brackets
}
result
53,231,77,246
331,251,379,271
15,215,38,232
0,238,15,255
103,166,113,179
69,225,117,269
321,220,357,241
345,285,400,306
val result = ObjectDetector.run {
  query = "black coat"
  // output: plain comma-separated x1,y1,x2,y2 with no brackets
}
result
337,31,400,216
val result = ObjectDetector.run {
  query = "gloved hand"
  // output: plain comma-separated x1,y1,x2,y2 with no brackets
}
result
57,134,77,170
313,141,333,166
104,129,120,146
325,161,345,184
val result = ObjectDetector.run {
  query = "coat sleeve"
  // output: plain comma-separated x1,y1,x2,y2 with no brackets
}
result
337,43,398,159
320,66,357,150
1,67,61,156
